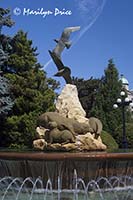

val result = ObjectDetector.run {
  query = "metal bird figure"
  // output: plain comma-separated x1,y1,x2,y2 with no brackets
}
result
53,26,80,59
49,50,72,84
49,26,80,84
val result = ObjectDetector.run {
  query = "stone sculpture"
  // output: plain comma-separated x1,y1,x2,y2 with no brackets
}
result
38,111,94,138
52,26,80,59
49,26,80,84
34,108,106,151
45,121,75,144
49,50,72,84
33,27,107,151
89,117,103,139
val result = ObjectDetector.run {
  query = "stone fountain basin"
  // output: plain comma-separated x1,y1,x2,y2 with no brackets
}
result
0,151,132,200
0,151,132,187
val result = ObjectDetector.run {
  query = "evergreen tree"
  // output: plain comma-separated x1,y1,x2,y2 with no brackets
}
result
0,7,15,147
0,9,14,112
1,30,59,148
73,60,132,148
91,59,123,135
72,76,100,118
0,8,14,34
0,8,14,67
0,73,13,115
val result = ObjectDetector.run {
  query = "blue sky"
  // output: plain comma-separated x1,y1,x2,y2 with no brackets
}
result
1,0,133,90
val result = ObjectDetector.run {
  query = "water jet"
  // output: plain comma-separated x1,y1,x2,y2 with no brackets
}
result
0,151,133,199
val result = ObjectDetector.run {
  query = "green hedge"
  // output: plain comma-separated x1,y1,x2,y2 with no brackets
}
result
101,130,118,150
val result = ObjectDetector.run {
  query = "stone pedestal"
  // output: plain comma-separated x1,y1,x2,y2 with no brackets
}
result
34,84,107,151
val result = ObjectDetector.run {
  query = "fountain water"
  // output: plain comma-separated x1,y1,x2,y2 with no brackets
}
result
0,174,132,200
0,151,133,200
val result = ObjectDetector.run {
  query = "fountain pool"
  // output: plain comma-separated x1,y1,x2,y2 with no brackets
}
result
0,151,133,200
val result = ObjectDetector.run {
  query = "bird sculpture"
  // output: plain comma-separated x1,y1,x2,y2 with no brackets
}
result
49,26,80,84
53,26,80,59
49,50,72,84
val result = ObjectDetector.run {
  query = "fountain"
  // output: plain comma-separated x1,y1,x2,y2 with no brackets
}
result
0,151,133,199
0,26,133,199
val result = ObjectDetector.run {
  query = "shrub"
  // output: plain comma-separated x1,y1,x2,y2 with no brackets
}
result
101,130,118,150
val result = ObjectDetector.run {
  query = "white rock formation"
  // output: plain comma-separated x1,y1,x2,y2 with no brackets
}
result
56,84,89,123
36,126,47,138
76,133,107,151
33,139,47,150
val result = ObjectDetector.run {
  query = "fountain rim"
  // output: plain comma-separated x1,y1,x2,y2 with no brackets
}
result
0,151,133,161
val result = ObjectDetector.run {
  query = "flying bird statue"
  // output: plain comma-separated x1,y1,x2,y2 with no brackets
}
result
53,26,80,59
49,50,72,84
49,26,80,84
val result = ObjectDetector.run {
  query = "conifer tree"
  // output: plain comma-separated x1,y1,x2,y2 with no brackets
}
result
0,7,15,147
91,59,122,135
1,30,59,148
0,8,14,116
0,74,14,115
72,76,100,118
0,8,14,34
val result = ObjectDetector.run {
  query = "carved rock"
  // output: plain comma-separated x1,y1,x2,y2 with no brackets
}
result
36,126,48,139
33,139,47,150
56,84,88,123
76,133,107,151
33,133,106,151
46,143,77,151
45,121,76,144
